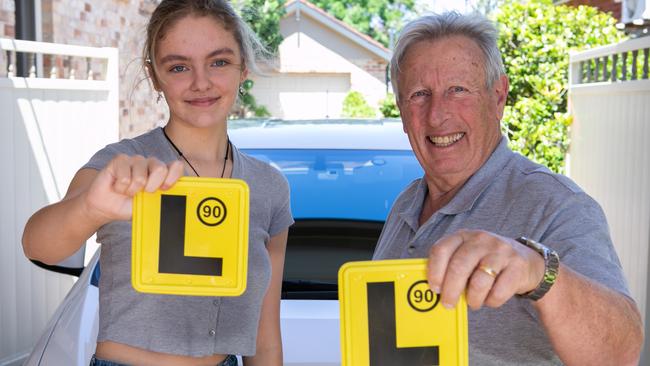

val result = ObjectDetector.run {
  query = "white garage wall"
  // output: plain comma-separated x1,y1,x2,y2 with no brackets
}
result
250,8,388,119
253,73,350,119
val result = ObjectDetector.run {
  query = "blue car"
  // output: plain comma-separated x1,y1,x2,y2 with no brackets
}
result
25,119,423,365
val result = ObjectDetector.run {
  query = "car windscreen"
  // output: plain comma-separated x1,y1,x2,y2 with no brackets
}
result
241,149,423,299
241,149,423,222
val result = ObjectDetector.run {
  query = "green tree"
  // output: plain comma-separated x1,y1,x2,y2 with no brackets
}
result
472,0,503,16
311,0,416,47
236,0,285,53
231,0,285,118
495,0,624,173
342,91,376,118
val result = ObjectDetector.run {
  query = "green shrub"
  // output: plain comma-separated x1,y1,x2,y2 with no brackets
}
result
495,0,624,173
342,91,376,118
379,93,400,118
231,79,270,118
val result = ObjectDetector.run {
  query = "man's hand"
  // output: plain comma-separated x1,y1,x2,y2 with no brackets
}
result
426,229,545,310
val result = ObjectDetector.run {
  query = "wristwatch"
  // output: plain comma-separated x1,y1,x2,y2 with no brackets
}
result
515,236,560,301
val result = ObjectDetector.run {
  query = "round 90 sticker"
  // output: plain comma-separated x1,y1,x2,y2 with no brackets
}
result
197,197,227,226
407,280,440,312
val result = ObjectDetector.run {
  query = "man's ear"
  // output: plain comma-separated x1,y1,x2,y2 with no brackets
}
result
393,94,407,133
494,74,509,121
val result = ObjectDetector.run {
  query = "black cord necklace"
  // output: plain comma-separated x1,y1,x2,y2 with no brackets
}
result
162,127,230,178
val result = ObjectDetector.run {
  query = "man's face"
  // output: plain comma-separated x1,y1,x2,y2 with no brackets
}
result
397,36,508,186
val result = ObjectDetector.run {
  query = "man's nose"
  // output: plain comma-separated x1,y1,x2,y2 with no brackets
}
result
426,94,448,126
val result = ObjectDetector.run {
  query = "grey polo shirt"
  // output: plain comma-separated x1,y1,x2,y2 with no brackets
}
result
373,136,630,365
82,127,293,357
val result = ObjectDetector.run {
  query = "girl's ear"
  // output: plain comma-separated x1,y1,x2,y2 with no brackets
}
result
146,62,161,91
240,65,249,84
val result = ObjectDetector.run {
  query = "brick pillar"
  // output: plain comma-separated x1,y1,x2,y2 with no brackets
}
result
565,0,621,21
0,0,16,38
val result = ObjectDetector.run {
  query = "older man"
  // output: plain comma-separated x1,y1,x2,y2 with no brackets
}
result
373,12,643,365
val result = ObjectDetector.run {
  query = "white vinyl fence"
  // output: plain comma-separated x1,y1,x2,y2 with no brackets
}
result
0,38,118,365
568,35,650,363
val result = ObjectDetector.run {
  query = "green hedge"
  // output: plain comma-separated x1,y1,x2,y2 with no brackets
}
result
495,0,624,173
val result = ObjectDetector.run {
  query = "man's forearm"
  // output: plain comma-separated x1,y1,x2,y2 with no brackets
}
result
535,265,643,365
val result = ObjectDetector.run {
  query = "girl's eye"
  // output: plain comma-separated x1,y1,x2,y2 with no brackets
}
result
170,65,187,73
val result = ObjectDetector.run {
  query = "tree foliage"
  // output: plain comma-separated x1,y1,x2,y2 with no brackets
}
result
495,0,624,173
472,0,503,16
231,0,285,118
235,0,285,53
342,91,376,118
311,0,416,47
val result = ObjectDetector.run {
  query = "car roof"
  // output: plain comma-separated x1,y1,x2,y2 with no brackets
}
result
228,118,412,150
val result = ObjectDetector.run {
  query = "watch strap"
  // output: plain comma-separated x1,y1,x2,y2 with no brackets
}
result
515,236,560,301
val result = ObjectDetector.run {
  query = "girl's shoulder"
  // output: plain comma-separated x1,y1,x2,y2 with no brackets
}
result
83,127,169,170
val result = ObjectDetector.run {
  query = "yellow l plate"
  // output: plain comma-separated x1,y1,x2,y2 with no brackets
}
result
132,177,249,296
339,258,468,366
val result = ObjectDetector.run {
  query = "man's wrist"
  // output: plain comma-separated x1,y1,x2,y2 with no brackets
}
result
515,236,560,301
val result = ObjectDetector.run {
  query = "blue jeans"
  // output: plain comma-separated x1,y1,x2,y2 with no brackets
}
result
89,356,125,366
90,354,238,366
220,355,238,366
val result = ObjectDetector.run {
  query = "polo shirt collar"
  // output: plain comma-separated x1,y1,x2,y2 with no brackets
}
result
400,178,428,231
440,135,512,215
399,135,513,229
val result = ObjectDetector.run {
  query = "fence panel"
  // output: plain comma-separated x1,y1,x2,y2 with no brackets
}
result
568,35,650,364
0,38,118,365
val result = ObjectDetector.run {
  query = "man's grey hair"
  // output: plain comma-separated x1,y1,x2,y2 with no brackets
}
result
390,12,505,102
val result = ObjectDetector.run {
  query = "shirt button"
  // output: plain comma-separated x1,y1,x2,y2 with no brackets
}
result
213,299,219,306
209,329,216,336
407,245,416,254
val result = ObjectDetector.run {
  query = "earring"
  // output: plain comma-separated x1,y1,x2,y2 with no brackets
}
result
156,92,163,103
238,84,245,96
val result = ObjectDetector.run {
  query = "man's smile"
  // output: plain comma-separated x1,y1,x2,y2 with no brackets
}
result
428,132,465,147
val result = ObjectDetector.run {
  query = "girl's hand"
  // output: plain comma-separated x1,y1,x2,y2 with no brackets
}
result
83,154,184,222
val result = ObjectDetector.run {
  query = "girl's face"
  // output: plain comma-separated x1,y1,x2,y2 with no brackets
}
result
153,15,247,129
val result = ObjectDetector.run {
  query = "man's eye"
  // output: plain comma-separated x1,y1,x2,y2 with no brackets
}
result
412,90,428,98
213,60,229,67
451,86,467,93
169,65,187,73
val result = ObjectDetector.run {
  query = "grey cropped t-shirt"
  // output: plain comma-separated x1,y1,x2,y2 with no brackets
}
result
82,127,293,357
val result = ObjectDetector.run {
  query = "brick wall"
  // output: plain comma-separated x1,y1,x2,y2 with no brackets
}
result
565,0,621,20
42,0,164,138
0,0,15,38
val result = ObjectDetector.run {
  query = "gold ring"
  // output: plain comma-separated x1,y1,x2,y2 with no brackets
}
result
477,265,498,279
